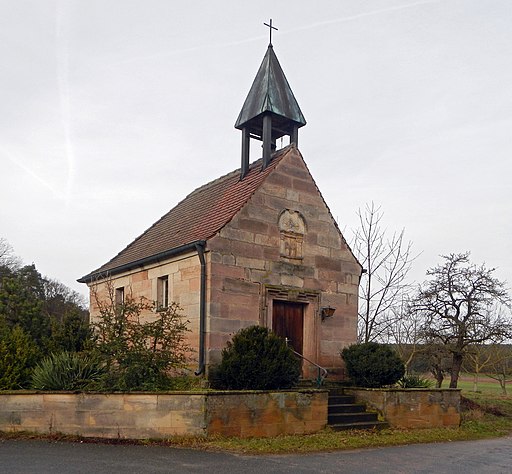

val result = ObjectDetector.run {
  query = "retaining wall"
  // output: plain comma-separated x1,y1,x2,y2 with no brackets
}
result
345,388,461,428
0,390,327,439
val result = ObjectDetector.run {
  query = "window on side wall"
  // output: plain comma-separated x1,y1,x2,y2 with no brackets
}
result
115,287,124,306
157,276,169,309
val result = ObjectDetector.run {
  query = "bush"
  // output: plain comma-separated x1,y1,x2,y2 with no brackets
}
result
341,342,405,388
396,374,434,388
0,325,39,390
92,295,191,391
211,326,301,390
31,352,105,391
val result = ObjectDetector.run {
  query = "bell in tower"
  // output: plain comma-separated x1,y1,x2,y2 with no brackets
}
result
235,20,306,179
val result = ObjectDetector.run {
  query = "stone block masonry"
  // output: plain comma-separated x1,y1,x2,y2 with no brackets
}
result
345,388,461,428
0,390,327,439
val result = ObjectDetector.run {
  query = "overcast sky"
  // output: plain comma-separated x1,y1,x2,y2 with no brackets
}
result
1,0,511,301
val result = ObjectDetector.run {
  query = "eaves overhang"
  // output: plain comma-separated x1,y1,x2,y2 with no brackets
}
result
77,240,206,284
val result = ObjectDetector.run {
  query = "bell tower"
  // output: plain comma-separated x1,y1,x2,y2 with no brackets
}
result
235,20,306,179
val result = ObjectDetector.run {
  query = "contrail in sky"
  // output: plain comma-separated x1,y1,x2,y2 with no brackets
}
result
112,0,440,66
1,145,67,200
287,0,441,34
56,0,75,204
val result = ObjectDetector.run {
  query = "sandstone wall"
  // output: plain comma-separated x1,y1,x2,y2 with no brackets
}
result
206,149,360,376
345,388,461,428
0,391,327,439
87,252,201,352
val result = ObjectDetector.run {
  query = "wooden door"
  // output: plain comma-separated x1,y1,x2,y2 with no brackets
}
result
272,301,304,355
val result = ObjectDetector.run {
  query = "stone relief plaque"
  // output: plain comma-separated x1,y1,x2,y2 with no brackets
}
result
278,210,306,260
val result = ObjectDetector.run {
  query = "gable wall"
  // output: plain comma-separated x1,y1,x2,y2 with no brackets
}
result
206,150,361,378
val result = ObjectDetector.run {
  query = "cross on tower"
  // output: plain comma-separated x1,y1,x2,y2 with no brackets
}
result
264,19,278,45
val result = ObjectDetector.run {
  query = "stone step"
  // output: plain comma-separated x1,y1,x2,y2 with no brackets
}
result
326,389,388,431
328,395,355,405
328,403,366,414
329,421,389,431
328,411,379,425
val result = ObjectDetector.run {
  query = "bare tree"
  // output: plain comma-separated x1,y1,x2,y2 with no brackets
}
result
414,253,512,388
386,298,424,374
485,344,512,395
422,342,453,388
0,238,21,272
462,344,495,392
351,203,415,343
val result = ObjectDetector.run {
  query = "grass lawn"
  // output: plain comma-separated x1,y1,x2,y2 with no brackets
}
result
454,373,508,395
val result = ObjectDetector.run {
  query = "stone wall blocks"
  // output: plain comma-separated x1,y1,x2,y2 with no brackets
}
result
254,234,280,247
235,256,266,270
276,162,310,180
219,227,255,243
238,218,269,235
286,189,300,202
260,182,287,199
0,391,329,440
305,245,330,258
315,255,341,272
271,261,315,278
265,171,293,188
210,262,246,279
221,254,236,265
292,178,317,195
222,277,260,295
346,389,461,428
229,241,264,260
131,271,148,283
262,247,279,261
317,234,341,248
179,265,200,280
280,274,304,288
244,204,277,223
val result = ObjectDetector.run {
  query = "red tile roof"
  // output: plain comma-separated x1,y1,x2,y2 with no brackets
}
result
79,146,293,281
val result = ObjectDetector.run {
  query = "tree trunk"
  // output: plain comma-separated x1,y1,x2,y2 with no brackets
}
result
473,372,479,392
499,377,507,395
449,352,464,388
432,366,443,388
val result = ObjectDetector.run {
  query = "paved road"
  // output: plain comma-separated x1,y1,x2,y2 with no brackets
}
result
1,436,511,473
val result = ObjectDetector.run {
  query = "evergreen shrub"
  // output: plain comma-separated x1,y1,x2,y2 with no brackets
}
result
341,342,405,388
211,325,301,390
0,325,39,390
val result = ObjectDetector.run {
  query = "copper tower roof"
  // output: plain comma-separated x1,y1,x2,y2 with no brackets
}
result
235,44,306,140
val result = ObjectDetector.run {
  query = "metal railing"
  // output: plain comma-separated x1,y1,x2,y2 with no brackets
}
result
285,338,328,388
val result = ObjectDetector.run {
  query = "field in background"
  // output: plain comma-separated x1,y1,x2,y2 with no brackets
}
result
456,373,507,394
422,372,508,394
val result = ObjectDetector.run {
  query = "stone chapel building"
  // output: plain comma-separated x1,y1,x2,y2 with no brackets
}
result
79,42,362,380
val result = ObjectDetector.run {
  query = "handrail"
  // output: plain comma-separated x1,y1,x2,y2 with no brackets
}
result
285,338,328,387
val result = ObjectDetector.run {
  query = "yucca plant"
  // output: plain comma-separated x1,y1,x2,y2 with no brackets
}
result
397,374,434,388
31,352,105,391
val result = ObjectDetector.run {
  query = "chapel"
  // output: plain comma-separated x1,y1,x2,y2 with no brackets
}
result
79,35,362,380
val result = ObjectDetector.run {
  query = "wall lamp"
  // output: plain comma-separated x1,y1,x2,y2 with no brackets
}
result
321,306,336,321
